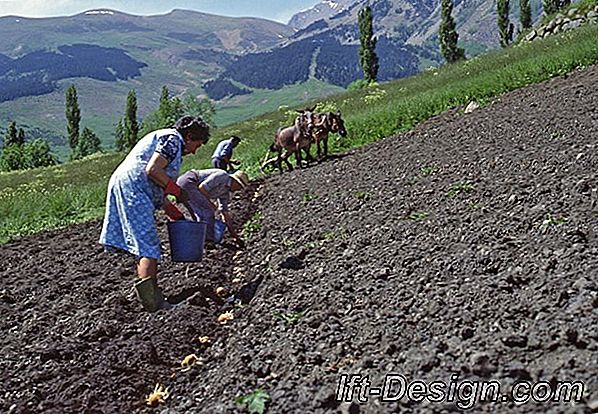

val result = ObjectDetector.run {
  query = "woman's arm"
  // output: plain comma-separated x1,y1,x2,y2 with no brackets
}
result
146,152,188,202
145,153,171,187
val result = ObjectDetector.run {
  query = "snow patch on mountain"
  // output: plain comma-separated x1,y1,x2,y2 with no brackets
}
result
288,0,356,30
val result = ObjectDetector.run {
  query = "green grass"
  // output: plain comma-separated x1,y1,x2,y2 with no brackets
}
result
214,78,345,126
0,152,122,243
2,23,598,244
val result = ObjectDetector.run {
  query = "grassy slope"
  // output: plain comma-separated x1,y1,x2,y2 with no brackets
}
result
1,22,598,244
214,79,346,126
0,10,294,156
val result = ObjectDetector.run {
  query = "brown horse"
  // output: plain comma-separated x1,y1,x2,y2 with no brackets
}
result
307,111,348,160
261,108,315,174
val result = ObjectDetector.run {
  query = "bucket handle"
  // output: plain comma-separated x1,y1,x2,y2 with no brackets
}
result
181,201,200,222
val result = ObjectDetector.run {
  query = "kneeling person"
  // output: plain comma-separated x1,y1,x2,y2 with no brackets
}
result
176,169,249,244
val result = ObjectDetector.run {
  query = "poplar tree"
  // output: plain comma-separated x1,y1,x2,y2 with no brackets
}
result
140,86,204,135
358,5,379,83
65,84,81,152
159,85,171,118
124,89,139,150
114,118,126,152
439,0,466,63
158,86,184,127
17,128,25,147
520,0,532,29
497,0,514,47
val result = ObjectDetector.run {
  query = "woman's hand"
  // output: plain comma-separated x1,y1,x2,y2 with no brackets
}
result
165,180,189,203
163,200,185,221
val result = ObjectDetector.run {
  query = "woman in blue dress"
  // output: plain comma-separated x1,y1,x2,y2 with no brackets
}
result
99,116,210,312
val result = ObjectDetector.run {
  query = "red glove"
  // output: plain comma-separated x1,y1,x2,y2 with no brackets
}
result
165,179,182,197
164,179,189,203
163,201,184,221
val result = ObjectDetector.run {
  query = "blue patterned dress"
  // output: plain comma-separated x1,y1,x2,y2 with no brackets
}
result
99,129,184,260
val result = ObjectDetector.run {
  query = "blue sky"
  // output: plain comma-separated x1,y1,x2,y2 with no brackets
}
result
0,0,322,23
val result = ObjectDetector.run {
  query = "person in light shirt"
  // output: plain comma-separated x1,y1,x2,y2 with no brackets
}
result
176,168,249,246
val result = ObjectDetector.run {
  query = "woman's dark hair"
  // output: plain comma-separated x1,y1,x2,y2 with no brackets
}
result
174,116,210,144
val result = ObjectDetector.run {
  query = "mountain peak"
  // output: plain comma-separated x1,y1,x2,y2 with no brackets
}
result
288,0,356,29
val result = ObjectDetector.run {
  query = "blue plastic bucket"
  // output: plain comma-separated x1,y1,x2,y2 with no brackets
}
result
167,220,207,262
214,219,226,244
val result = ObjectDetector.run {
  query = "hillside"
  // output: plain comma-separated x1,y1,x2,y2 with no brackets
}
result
0,0,549,155
287,0,545,50
0,9,294,155
203,0,546,103
1,63,596,413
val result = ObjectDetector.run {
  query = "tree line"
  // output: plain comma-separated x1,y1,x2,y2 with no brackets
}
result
0,84,215,172
357,0,572,84
0,0,574,172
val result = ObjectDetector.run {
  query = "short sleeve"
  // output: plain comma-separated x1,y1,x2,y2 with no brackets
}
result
202,171,229,192
155,134,182,164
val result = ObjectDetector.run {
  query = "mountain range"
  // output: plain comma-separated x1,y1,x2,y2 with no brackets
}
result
0,0,543,155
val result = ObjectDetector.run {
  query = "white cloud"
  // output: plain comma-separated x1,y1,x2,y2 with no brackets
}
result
0,0,159,17
0,0,322,21
0,0,87,17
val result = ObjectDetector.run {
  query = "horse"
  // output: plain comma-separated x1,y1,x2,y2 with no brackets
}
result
261,107,315,174
308,111,347,161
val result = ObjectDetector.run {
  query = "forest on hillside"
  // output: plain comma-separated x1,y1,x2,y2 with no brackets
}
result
0,44,146,102
205,32,434,97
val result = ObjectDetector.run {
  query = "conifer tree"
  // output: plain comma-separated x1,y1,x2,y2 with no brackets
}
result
114,118,126,152
73,127,102,159
17,128,25,147
183,95,216,126
159,85,171,118
23,140,58,169
520,0,532,29
358,5,379,83
0,144,24,171
439,0,466,63
1,122,56,170
497,0,514,47
65,84,81,153
4,121,19,147
124,89,139,150
140,86,207,136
